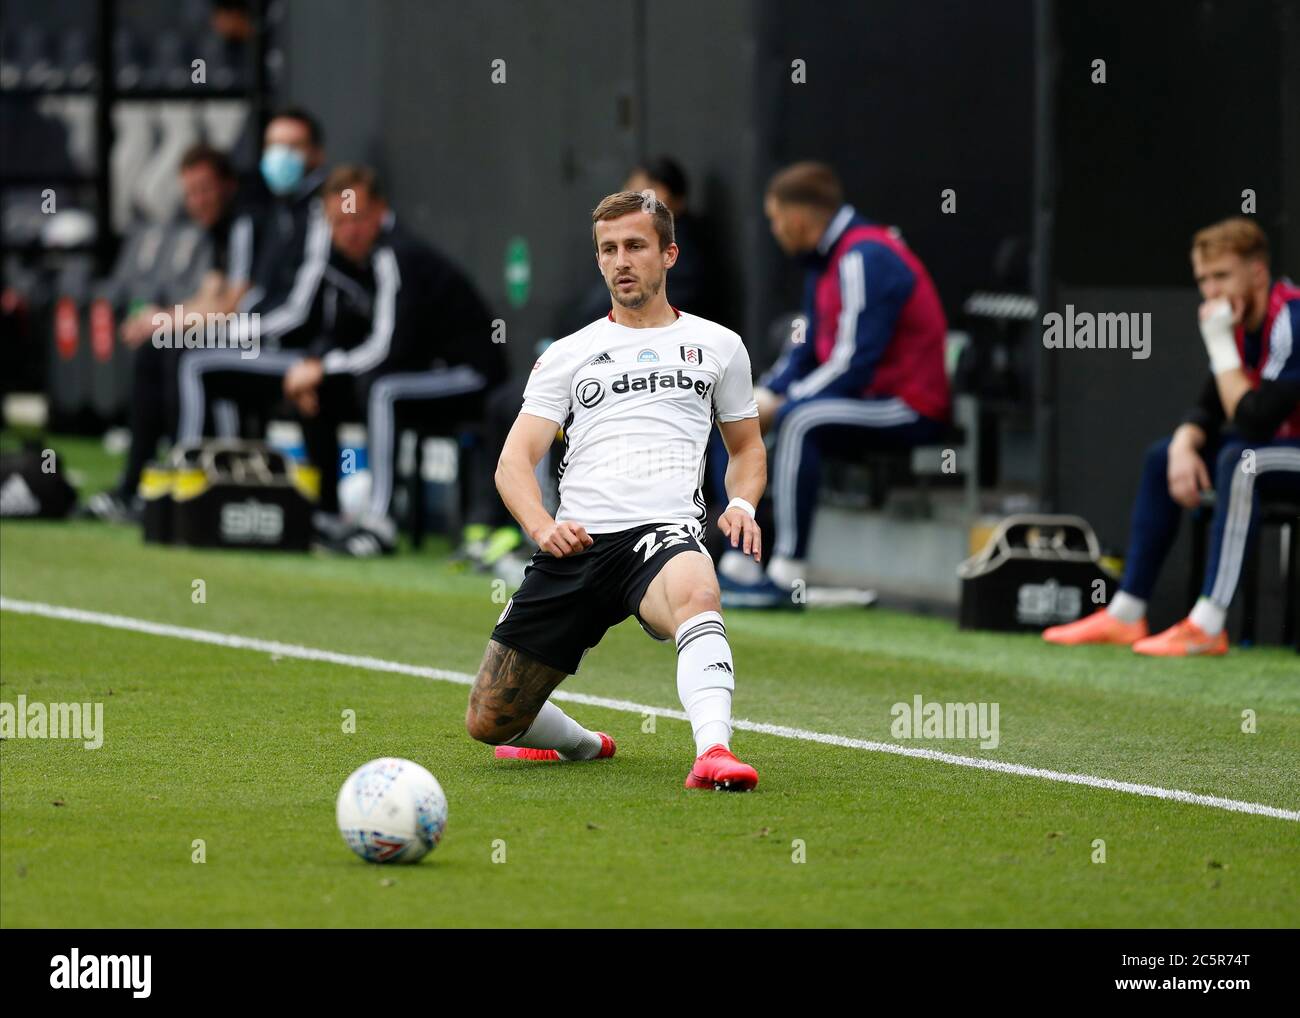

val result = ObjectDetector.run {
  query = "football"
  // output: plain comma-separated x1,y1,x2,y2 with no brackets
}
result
335,758,449,864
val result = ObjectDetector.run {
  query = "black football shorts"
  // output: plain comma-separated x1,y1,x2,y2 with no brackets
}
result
490,520,710,674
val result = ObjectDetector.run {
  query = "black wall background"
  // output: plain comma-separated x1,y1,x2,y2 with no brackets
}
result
281,0,753,354
279,0,1035,371
750,0,1036,361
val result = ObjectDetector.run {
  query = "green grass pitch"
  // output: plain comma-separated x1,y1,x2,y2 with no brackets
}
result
1,437,1297,927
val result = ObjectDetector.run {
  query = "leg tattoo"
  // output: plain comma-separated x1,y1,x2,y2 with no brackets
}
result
467,640,567,742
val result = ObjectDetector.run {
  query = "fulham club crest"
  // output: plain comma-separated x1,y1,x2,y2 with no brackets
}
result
680,346,704,366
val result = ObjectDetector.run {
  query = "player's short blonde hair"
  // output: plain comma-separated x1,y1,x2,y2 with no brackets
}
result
592,190,675,252
1191,217,1269,265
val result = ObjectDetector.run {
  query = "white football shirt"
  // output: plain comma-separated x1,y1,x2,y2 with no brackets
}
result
521,310,758,534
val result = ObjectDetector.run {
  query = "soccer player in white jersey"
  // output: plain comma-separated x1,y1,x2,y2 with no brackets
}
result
463,190,768,790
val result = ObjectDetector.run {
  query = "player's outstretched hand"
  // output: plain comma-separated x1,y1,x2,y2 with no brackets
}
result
719,507,762,561
536,520,594,557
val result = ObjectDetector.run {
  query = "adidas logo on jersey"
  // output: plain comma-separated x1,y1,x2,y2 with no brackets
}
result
704,661,733,673
588,351,614,365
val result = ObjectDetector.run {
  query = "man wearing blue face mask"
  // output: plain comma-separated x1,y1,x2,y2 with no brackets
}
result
243,107,330,322
261,138,309,195
173,108,332,444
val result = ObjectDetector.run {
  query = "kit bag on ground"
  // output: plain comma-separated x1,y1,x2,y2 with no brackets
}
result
0,444,78,519
957,514,1118,631
143,440,317,551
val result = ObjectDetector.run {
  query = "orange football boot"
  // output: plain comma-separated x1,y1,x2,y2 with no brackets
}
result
1132,618,1228,657
494,732,616,761
684,744,758,791
1042,609,1148,646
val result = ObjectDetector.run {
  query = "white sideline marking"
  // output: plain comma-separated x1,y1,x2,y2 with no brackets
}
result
3,596,1297,823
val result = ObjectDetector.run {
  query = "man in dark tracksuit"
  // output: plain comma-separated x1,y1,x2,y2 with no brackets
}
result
237,106,330,333
181,165,506,555
718,161,950,605
87,143,261,521
173,107,332,444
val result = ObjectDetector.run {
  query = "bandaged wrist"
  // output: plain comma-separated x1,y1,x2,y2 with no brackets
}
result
726,496,756,519
1199,301,1242,375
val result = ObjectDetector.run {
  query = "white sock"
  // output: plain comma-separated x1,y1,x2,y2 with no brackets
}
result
675,610,734,756
718,550,763,585
507,701,602,760
766,555,804,590
1106,590,1147,623
1189,597,1227,637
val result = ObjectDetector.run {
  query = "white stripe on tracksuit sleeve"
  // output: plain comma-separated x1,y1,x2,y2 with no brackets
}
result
225,214,254,287
786,249,865,401
235,203,331,348
322,246,400,376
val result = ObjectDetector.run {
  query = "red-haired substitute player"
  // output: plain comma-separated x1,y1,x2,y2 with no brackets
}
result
1044,218,1300,655
464,191,768,790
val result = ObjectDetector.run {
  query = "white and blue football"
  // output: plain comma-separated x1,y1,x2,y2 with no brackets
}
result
336,757,448,863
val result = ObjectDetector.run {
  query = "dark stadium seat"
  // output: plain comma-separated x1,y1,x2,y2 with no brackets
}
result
813,330,980,517
1189,492,1300,649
